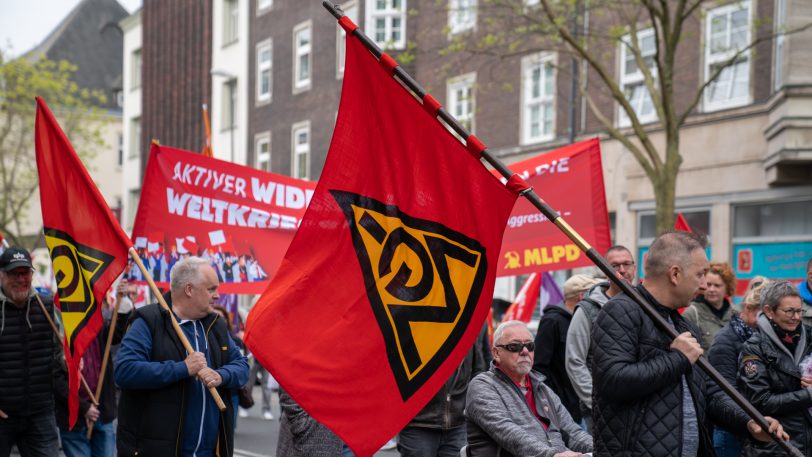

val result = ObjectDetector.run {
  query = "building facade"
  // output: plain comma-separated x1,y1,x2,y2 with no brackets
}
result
122,0,812,299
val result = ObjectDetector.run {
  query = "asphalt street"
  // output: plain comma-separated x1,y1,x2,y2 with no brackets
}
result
234,385,399,456
11,384,399,456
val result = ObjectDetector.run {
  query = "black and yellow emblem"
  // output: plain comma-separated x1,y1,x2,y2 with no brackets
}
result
44,228,115,348
331,190,487,400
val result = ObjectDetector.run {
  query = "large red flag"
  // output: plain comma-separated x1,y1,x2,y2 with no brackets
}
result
244,32,518,455
35,97,131,427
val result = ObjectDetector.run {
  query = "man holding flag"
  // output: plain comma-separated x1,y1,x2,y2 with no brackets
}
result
0,247,61,456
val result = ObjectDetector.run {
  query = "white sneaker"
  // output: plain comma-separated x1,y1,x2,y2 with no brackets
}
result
238,408,249,418
263,411,273,420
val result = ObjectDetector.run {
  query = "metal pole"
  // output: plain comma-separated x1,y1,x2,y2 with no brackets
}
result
321,2,801,455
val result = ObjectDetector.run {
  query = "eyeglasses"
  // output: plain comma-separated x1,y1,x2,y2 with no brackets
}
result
610,261,635,271
5,270,33,279
776,308,803,317
495,342,535,353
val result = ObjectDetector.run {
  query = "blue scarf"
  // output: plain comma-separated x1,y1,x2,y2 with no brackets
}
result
730,314,755,343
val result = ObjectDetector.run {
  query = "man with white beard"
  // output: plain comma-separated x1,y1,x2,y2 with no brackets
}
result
0,247,61,456
464,320,592,457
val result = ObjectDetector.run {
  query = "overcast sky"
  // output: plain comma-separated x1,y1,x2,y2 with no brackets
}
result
1,0,142,57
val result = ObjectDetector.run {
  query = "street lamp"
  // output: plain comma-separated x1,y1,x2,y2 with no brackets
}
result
210,68,237,162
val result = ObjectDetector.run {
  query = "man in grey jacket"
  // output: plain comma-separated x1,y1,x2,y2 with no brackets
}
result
565,245,635,429
465,320,592,457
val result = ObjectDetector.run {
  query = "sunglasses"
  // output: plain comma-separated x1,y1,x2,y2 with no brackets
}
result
496,341,535,353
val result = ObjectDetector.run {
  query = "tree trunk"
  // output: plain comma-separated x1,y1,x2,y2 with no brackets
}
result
654,137,681,235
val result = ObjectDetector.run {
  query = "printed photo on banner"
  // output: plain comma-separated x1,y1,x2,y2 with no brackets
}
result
130,144,316,294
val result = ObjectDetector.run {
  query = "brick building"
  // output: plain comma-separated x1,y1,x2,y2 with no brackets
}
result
122,0,812,297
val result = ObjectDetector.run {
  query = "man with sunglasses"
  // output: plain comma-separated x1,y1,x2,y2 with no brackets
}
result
465,320,592,457
0,247,61,456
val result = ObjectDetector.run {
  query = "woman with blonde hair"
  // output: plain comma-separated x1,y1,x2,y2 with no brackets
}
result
707,280,769,457
684,261,737,351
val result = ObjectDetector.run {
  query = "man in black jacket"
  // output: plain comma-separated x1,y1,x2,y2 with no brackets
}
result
0,247,61,456
114,257,249,457
533,274,599,423
592,231,785,457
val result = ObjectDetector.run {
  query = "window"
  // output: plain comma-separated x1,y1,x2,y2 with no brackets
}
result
291,122,310,180
222,79,237,129
366,0,406,49
293,21,312,92
448,0,477,35
223,0,239,45
734,200,812,238
773,0,786,92
639,210,711,241
256,39,272,104
257,0,272,14
129,117,140,159
703,1,751,111
130,49,141,90
618,28,657,126
117,133,124,167
521,52,556,144
447,73,476,133
255,133,271,172
337,1,359,78
127,189,141,229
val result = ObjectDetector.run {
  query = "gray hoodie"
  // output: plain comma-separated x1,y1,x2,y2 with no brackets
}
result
565,281,611,409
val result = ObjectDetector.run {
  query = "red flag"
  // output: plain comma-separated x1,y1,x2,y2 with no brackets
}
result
244,33,518,456
35,98,131,428
201,104,213,158
503,273,541,322
675,213,693,232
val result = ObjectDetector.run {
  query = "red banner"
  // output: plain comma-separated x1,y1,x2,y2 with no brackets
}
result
35,97,131,427
130,144,316,294
244,33,517,456
497,138,611,276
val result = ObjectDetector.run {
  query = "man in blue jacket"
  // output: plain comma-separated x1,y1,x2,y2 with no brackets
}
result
115,256,248,457
798,257,812,326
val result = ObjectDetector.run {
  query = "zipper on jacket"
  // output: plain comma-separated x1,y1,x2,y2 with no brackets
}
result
494,369,554,446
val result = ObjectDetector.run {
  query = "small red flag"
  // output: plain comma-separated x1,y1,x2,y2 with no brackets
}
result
35,98,131,428
503,273,541,322
244,34,518,456
674,213,693,232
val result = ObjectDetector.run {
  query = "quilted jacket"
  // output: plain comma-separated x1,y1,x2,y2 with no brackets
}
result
737,315,812,456
592,285,750,457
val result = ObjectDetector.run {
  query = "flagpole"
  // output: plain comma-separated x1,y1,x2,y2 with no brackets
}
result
320,3,800,455
128,247,227,411
33,295,99,406
84,290,122,439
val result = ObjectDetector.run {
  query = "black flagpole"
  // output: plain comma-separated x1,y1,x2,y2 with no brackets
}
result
322,2,801,455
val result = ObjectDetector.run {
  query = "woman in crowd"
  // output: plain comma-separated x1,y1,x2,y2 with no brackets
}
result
683,261,737,351
738,280,812,456
708,280,768,457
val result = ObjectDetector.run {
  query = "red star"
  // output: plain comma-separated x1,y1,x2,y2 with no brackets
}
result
782,334,795,344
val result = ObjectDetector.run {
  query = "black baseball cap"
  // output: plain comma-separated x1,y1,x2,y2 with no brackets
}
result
0,247,33,272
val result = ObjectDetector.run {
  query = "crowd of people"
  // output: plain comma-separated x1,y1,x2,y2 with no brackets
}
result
126,245,268,284
0,230,811,456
